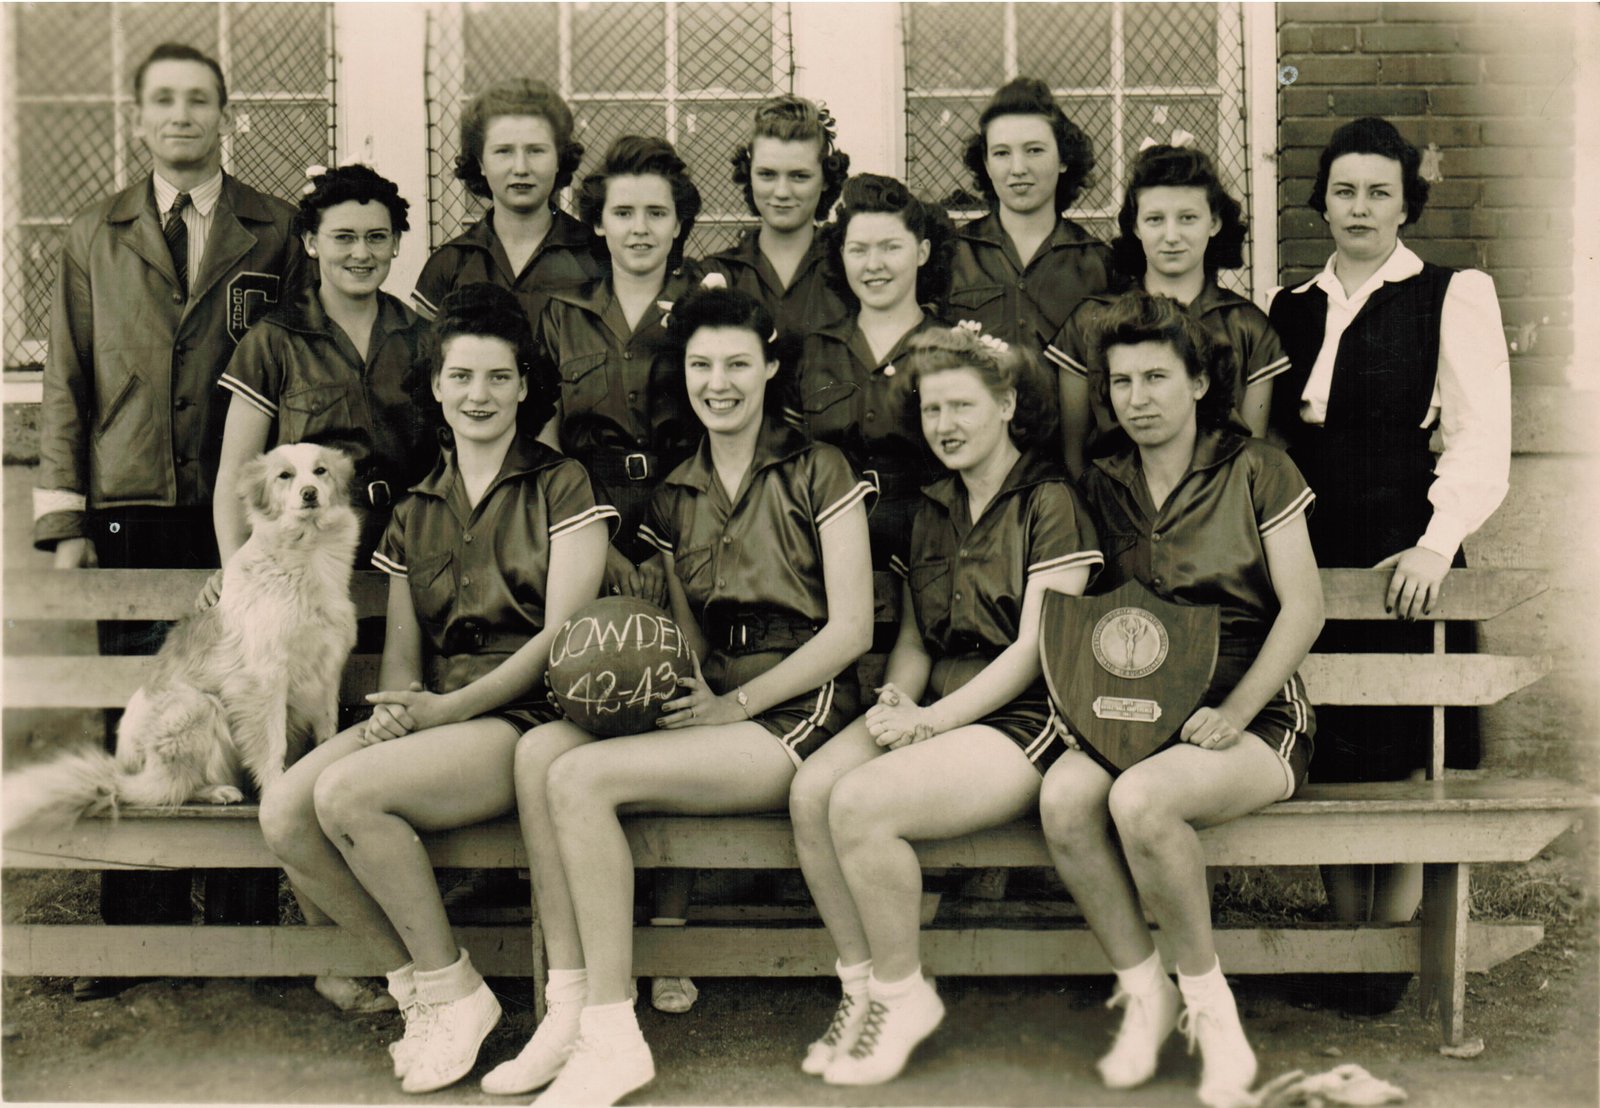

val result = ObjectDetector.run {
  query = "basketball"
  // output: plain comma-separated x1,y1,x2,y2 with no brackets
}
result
547,597,694,736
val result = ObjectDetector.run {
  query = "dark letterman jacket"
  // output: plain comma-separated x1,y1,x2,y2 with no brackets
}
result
35,173,303,548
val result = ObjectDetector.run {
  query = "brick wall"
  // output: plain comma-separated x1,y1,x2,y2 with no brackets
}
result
1278,3,1595,787
1277,2,1575,385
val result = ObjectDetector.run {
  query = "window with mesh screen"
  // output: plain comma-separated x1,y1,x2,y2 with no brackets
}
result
903,2,1254,294
2,3,336,369
425,2,794,262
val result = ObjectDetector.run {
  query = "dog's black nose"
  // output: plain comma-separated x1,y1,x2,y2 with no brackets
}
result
300,486,319,504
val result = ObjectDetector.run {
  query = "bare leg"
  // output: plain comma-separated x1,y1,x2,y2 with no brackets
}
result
1109,737,1291,975
1039,750,1154,970
790,719,883,968
313,717,522,971
829,727,1042,983
258,726,408,967
512,720,597,971
547,723,796,1006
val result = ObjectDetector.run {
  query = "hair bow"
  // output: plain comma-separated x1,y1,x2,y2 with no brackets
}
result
700,273,728,290
1138,128,1197,152
302,164,328,195
955,318,1010,355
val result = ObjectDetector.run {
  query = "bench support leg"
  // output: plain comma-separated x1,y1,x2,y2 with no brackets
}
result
1419,861,1469,1045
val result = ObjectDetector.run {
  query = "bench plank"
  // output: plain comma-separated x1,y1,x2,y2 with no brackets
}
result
3,567,1547,624
7,651,1552,711
0,921,1542,978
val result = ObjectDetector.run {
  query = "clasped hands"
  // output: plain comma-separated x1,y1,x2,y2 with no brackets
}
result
361,682,453,744
865,683,935,750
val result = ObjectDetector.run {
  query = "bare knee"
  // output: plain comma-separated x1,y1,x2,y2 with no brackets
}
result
546,747,611,823
1039,768,1109,853
789,758,836,836
311,760,382,842
826,771,892,854
259,773,319,861
1106,773,1178,851
514,725,575,808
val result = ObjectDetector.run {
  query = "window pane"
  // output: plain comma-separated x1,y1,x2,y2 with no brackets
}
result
905,4,1003,90
1125,4,1217,89
228,102,334,200
1016,4,1112,89
573,101,670,179
227,2,329,95
674,101,755,220
464,2,560,91
1058,96,1116,218
19,105,118,219
905,96,985,209
17,225,68,348
16,4,113,95
121,4,220,82
571,3,665,95
678,3,772,94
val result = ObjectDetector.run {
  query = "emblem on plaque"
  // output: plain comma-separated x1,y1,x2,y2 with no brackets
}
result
1040,580,1220,772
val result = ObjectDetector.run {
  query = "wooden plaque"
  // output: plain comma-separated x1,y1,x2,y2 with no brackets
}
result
1040,580,1220,771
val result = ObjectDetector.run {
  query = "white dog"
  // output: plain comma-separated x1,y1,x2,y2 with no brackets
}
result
4,443,360,833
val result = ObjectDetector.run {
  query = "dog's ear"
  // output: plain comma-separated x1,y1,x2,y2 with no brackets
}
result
320,446,355,499
239,451,280,521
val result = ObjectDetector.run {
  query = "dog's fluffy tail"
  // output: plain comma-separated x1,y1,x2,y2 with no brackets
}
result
3,689,227,836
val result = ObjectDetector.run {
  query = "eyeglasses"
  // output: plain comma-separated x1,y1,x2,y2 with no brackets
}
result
324,231,395,250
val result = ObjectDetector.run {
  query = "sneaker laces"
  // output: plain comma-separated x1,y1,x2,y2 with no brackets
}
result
1105,987,1152,1047
1178,1005,1200,1053
817,993,857,1048
847,999,889,1059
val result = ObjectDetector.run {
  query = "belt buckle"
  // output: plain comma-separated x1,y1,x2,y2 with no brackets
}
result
863,469,881,496
366,480,391,509
624,453,650,481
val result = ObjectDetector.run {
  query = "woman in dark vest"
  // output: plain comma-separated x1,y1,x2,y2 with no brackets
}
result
1267,117,1511,1010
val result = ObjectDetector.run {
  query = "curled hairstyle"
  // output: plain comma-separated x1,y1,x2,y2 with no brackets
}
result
668,285,790,416
432,283,558,434
1090,290,1235,432
730,95,852,220
821,174,956,311
963,77,1095,213
902,325,1058,452
134,42,227,107
1111,145,1246,281
576,135,702,266
294,164,411,239
454,78,583,201
1310,116,1430,227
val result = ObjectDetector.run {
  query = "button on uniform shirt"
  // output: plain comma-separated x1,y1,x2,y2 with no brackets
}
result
1080,429,1315,690
640,420,873,631
908,448,1102,690
1052,281,1290,457
1269,241,1510,561
947,212,1111,358
411,210,602,330
152,170,223,294
372,433,619,710
790,312,947,485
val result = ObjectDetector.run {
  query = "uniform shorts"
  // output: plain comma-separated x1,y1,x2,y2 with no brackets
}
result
971,691,1073,776
491,697,564,734
705,649,863,766
1063,671,1315,798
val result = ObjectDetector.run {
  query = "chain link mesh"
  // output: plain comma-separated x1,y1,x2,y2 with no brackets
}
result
425,2,793,261
903,1,1253,294
2,2,335,368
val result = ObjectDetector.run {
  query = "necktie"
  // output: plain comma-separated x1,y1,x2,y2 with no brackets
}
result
164,191,190,298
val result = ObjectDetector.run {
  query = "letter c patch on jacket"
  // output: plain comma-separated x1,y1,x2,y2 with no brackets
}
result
227,272,283,344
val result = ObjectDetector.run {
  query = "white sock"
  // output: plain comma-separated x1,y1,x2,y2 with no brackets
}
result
1114,950,1169,997
837,959,871,997
579,999,643,1041
868,967,925,1001
1177,957,1231,1007
546,967,587,1006
386,962,416,1001
414,949,480,1005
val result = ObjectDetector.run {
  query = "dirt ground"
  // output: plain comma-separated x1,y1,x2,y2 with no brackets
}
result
2,878,1595,1107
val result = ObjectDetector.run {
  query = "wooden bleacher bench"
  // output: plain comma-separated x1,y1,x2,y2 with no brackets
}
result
3,567,1591,1045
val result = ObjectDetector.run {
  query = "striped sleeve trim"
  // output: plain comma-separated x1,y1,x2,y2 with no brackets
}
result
33,487,87,520
1046,344,1090,378
889,554,911,580
781,405,806,431
638,523,674,556
550,504,619,540
816,479,875,530
1259,488,1316,539
371,550,407,578
1245,354,1292,386
410,289,439,321
218,373,278,417
1028,550,1105,577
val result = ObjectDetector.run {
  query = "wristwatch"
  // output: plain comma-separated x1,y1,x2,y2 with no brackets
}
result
735,688,750,718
